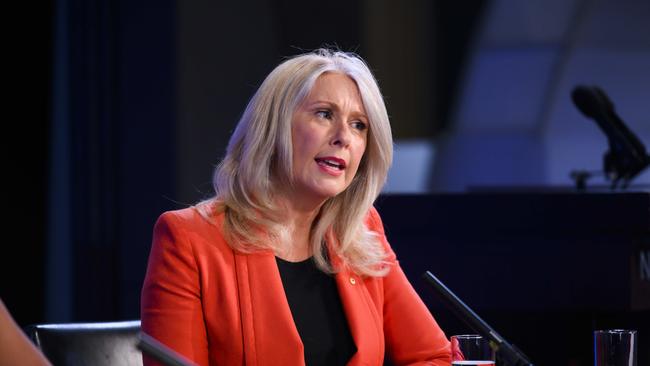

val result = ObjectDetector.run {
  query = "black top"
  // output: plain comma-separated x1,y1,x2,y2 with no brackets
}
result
276,256,357,366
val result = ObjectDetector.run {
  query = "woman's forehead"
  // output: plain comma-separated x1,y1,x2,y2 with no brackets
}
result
304,73,364,107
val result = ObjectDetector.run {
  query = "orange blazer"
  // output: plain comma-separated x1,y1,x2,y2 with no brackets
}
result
141,205,451,366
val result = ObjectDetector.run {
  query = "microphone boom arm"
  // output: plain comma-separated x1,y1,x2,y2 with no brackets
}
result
422,271,534,366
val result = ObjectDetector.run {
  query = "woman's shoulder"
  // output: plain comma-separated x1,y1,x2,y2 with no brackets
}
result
156,198,225,230
363,205,385,233
364,205,397,263
152,198,233,256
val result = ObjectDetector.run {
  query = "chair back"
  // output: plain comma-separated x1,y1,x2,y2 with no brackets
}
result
24,320,142,366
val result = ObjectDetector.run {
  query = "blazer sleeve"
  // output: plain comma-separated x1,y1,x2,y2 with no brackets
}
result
368,208,451,366
140,211,210,366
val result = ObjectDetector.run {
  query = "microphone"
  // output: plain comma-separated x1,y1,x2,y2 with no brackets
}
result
571,85,650,187
422,271,534,366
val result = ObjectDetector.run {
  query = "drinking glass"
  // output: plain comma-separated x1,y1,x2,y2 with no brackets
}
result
594,329,637,366
451,334,495,366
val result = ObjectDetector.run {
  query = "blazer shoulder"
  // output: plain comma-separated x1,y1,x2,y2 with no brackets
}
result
362,205,397,266
364,205,385,234
156,201,224,230
153,203,229,253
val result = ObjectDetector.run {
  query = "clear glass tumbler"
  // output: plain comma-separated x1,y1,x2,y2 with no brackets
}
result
594,329,637,366
451,334,495,365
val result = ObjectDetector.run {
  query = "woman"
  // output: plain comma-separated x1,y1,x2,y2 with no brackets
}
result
141,49,451,366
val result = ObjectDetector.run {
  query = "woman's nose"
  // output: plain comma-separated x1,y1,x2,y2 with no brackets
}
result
331,122,352,147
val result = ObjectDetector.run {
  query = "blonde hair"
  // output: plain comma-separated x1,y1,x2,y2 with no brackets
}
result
207,49,393,276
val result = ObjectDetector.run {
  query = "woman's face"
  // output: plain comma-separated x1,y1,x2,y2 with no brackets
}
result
289,72,368,206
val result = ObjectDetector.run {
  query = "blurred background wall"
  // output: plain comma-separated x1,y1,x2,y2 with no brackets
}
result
2,0,648,362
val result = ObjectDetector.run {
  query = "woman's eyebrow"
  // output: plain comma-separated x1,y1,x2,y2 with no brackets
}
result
307,100,337,107
306,100,368,120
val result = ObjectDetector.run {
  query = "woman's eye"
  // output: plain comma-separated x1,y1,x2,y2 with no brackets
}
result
352,121,368,131
316,110,332,119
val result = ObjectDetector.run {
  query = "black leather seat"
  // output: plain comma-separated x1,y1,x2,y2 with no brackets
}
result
24,320,142,366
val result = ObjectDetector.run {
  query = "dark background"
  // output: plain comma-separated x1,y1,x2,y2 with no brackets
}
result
3,1,649,365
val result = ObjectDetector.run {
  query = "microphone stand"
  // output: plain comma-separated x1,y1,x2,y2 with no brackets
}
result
422,271,534,366
571,85,650,190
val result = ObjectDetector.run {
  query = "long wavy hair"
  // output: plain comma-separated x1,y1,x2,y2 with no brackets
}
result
203,49,393,276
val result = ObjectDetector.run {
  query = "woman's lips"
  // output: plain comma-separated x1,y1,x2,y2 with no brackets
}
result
315,156,346,168
315,157,346,176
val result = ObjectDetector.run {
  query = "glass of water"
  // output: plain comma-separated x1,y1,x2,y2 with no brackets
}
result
594,329,637,366
451,334,495,365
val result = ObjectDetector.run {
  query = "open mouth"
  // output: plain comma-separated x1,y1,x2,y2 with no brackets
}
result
315,157,346,170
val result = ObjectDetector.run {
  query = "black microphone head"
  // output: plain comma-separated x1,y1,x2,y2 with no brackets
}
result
571,84,650,185
571,85,614,119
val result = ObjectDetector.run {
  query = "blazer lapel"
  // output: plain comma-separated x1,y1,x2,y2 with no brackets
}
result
329,246,384,366
235,251,304,366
